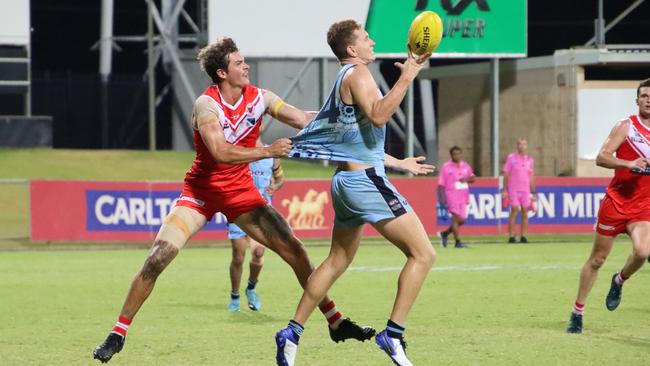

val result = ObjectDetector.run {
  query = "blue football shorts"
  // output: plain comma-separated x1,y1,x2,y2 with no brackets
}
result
331,166,412,227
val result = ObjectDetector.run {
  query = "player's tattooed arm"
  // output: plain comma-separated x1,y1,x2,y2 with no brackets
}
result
194,96,290,163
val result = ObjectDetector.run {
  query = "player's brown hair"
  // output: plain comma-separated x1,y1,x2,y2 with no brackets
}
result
327,19,363,61
637,78,650,97
197,37,239,83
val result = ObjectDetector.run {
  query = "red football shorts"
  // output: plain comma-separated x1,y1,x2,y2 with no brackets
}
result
595,195,650,236
175,180,267,223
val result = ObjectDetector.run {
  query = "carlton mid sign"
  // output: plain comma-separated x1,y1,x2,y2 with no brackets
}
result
436,177,609,235
31,181,227,241
30,177,607,242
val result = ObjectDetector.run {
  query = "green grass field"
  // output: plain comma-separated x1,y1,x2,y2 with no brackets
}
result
0,149,340,181
1,238,649,365
1,149,649,365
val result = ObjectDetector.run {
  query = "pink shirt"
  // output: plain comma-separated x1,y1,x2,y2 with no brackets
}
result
439,160,474,196
503,153,534,192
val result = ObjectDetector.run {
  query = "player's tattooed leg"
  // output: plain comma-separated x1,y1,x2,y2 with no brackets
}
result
249,205,294,243
139,240,179,281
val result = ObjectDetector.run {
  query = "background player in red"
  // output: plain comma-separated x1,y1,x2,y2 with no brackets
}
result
502,137,536,243
567,78,650,334
93,37,373,363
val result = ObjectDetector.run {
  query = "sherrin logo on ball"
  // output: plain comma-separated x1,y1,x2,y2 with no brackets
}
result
407,11,443,56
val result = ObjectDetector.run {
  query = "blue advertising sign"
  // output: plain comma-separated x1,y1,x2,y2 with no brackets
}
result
437,185,607,227
86,190,228,232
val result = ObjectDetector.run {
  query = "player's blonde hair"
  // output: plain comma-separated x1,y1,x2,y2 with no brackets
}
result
327,19,363,61
197,37,239,83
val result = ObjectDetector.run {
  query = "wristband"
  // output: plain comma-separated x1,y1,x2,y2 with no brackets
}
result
631,166,650,175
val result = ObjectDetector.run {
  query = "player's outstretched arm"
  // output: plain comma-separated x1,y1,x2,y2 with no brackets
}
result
596,120,646,170
263,90,314,129
349,51,429,127
384,154,435,175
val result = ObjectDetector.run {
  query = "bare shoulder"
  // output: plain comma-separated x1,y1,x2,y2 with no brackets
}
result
194,94,217,109
194,95,222,129
345,63,372,82
611,118,631,134
617,117,631,127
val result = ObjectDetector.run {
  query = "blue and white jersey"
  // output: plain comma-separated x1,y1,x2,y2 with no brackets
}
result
289,64,385,167
250,157,274,203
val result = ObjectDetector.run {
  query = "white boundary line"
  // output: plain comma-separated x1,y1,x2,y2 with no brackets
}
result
0,178,28,184
348,264,577,272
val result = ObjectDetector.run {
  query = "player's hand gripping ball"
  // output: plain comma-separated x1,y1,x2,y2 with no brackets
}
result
407,11,443,55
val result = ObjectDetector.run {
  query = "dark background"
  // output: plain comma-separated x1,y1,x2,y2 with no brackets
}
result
3,0,649,149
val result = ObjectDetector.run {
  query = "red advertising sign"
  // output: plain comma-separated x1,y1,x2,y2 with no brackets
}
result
30,177,610,242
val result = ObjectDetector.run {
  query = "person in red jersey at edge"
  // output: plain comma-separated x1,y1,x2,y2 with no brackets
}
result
567,78,650,334
93,37,374,363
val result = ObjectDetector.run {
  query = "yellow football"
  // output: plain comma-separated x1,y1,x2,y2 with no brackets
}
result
407,11,443,56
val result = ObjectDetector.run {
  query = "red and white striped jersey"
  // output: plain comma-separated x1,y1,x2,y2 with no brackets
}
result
184,84,266,193
606,114,650,215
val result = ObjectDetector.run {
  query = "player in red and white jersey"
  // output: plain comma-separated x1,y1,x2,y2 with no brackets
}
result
93,37,374,363
567,78,650,334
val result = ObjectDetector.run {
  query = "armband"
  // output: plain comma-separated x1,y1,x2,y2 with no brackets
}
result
272,166,284,180
631,166,650,175
270,99,286,119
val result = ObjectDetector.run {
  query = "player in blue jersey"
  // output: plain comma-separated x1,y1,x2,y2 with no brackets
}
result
276,20,434,366
227,151,284,312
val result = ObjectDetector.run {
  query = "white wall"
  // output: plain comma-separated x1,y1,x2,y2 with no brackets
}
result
0,0,30,46
578,87,637,159
208,0,370,58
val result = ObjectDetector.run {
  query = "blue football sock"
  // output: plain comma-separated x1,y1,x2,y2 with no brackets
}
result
288,320,304,340
247,279,257,290
386,319,405,339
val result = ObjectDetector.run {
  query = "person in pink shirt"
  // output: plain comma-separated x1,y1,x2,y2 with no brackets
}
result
437,146,475,248
502,138,536,243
